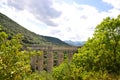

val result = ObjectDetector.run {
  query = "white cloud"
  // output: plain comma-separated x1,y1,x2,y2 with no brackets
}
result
1,0,61,26
49,0,120,41
0,0,120,41
48,2,104,41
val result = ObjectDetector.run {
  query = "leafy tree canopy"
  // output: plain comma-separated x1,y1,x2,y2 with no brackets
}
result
73,15,120,74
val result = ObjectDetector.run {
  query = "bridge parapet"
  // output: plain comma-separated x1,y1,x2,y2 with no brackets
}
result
29,46,78,51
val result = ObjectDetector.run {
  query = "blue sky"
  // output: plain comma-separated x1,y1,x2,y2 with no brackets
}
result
75,0,113,11
60,0,113,11
0,0,120,41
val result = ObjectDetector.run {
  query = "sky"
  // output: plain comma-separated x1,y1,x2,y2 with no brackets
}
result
0,0,120,41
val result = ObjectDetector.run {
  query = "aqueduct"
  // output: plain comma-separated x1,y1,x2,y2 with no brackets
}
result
30,46,78,72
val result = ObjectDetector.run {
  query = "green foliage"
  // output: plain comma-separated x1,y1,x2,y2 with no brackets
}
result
52,15,120,80
71,15,120,79
52,62,71,80
0,26,31,79
74,15,119,70
24,71,54,80
0,24,54,80
52,61,83,80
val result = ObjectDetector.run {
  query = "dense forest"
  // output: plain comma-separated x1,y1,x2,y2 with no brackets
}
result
0,15,120,80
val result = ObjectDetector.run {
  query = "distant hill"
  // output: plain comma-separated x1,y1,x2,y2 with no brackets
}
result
64,40,85,46
0,13,69,46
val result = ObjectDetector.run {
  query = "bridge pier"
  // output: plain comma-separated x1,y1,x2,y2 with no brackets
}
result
58,51,64,65
30,56,37,72
37,53,43,72
47,50,53,72
68,51,73,62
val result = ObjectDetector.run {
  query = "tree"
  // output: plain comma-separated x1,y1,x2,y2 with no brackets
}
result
93,16,120,72
73,15,120,74
0,25,31,80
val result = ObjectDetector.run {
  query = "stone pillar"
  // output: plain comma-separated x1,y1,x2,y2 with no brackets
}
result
47,50,53,72
30,56,37,72
37,53,44,72
58,51,64,65
53,52,58,66
43,51,47,70
68,51,73,62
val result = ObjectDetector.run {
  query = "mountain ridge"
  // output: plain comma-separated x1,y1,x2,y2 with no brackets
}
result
0,12,70,47
64,40,85,46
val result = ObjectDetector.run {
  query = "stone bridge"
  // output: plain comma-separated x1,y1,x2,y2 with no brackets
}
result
30,46,78,72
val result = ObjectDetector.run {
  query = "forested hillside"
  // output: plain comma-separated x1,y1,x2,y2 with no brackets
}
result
0,13,69,46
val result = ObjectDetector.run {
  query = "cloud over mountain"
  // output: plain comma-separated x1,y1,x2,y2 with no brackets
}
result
5,0,61,26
